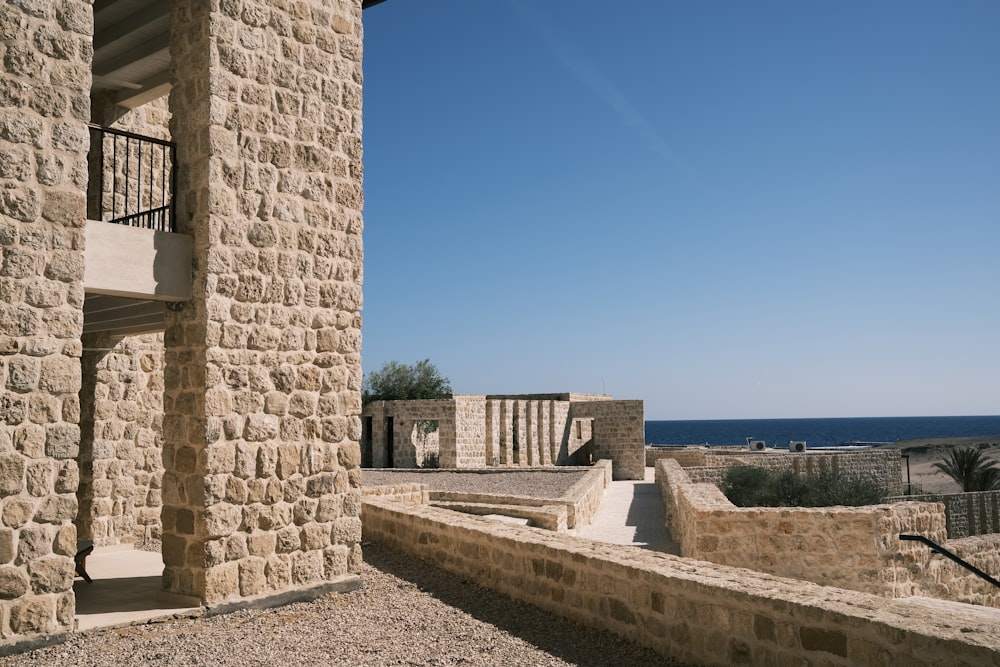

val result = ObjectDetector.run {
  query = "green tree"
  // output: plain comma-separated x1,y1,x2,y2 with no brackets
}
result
362,359,452,404
933,447,1000,492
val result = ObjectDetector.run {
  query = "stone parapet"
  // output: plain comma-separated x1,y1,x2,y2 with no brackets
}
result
648,446,903,496
888,490,1000,538
657,458,1000,607
361,483,428,505
362,497,1000,666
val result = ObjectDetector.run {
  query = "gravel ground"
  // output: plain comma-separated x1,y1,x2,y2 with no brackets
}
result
3,544,688,667
362,470,591,498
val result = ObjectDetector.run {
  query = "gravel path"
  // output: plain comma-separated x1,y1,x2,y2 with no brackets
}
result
3,544,688,667
362,470,591,498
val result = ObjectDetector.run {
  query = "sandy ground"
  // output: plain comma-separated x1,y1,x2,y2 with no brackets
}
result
877,437,1000,494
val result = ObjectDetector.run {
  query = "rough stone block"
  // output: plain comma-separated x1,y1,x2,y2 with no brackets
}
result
225,533,248,562
0,565,29,599
44,424,79,459
204,563,239,601
291,549,322,586
265,554,291,590
239,557,267,596
13,424,45,458
275,524,299,553
337,441,360,469
202,503,241,537
0,455,26,495
276,444,299,479
300,523,328,551
15,522,50,563
331,516,361,545
247,531,276,557
27,555,73,594
9,595,54,635
161,534,187,567
33,494,77,523
322,544,349,578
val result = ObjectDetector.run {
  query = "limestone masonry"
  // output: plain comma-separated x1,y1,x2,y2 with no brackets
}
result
363,394,645,480
1,0,366,646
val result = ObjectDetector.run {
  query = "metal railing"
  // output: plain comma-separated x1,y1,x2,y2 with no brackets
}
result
900,534,1000,589
87,123,176,232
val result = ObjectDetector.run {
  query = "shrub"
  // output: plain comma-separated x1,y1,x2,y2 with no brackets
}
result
721,465,886,507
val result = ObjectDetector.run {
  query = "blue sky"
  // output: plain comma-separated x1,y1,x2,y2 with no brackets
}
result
359,1,1000,420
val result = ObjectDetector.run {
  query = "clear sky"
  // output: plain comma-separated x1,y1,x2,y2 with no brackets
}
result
359,1,1000,420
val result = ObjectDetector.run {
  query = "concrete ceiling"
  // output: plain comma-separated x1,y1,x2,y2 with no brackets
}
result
91,0,386,109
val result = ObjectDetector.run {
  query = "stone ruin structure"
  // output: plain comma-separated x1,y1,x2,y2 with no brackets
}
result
0,0,376,648
362,394,646,480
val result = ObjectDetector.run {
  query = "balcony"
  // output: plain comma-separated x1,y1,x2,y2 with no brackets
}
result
84,124,190,336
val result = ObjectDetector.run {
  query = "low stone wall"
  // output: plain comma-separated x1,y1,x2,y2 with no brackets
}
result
888,490,1000,538
422,463,608,529
658,459,1000,607
432,501,567,531
648,446,902,496
360,483,427,505
361,497,1000,666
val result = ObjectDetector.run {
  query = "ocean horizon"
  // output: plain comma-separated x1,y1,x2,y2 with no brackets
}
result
644,415,1000,448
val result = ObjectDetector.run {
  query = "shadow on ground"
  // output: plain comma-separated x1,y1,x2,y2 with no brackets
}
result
363,543,691,667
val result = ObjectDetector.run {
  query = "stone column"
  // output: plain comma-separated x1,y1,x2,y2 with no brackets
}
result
537,401,551,466
163,0,364,602
0,0,92,642
484,399,496,466
524,400,536,466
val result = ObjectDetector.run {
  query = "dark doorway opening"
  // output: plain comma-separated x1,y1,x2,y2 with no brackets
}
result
361,416,373,467
385,417,394,468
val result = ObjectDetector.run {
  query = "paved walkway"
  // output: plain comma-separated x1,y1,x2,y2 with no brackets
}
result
573,467,679,554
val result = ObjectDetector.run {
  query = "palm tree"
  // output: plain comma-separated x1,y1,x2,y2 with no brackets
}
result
933,447,1000,492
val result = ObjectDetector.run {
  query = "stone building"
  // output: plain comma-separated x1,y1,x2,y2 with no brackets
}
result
0,0,379,647
362,394,646,480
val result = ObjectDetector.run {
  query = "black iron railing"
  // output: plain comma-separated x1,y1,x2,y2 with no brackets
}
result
900,534,1000,589
87,123,176,232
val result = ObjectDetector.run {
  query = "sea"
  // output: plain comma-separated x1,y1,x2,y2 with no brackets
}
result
645,415,1000,448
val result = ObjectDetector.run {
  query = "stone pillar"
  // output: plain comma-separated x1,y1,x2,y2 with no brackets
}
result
163,0,364,603
498,400,510,465
0,0,91,643
537,401,551,466
484,400,496,466
514,401,527,467
524,400,536,466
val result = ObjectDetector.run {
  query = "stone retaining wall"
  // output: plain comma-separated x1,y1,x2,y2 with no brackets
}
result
657,458,1000,607
360,483,427,505
888,490,1000,538
361,497,1000,666
647,446,902,496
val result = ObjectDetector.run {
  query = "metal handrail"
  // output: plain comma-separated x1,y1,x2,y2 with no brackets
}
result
899,534,1000,589
87,123,176,232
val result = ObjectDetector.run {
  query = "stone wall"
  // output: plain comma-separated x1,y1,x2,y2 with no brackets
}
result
160,0,365,603
363,399,452,468
0,0,92,642
649,446,903,496
657,458,1000,607
573,400,645,480
77,332,163,546
365,396,644,479
362,497,1000,666
888,490,1000,539
451,395,486,468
